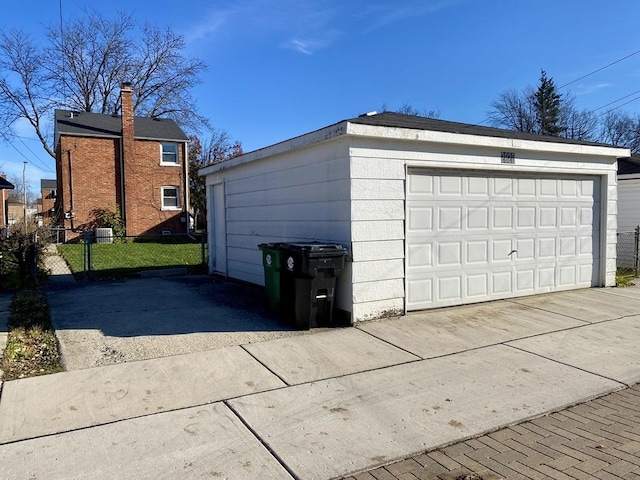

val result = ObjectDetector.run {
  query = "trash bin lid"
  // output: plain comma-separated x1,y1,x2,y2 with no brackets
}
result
281,242,347,257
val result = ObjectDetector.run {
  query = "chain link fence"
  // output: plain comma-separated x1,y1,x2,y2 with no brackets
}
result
617,226,640,275
39,228,208,280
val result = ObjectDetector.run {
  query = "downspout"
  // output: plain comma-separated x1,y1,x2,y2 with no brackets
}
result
183,141,189,233
67,149,75,231
119,138,127,233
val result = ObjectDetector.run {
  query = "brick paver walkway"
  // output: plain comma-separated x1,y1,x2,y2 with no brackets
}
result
343,384,640,480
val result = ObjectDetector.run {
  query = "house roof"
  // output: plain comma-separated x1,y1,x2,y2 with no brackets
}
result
54,109,188,143
349,112,616,148
40,179,57,190
0,177,14,190
618,156,640,175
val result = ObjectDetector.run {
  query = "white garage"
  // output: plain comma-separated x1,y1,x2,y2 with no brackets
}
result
201,112,628,323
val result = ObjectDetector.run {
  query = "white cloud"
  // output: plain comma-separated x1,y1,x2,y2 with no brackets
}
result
356,0,460,33
184,1,459,54
575,83,613,95
282,38,314,55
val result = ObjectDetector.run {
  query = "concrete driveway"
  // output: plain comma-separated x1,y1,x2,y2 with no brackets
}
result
1,278,640,479
47,275,317,370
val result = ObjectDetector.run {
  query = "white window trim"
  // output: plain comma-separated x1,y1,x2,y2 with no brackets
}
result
161,186,181,210
160,143,179,166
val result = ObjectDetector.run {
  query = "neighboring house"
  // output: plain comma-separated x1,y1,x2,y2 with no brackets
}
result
6,201,36,226
0,173,14,227
201,112,628,324
617,156,640,232
38,179,57,226
54,83,190,239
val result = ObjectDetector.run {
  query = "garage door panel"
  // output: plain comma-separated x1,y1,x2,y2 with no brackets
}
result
516,178,536,196
468,207,489,229
467,273,489,298
406,170,601,311
560,208,578,227
516,269,535,292
437,276,462,302
493,207,514,229
437,241,462,266
492,270,513,294
407,278,433,305
559,265,577,286
493,177,514,196
539,207,558,227
515,238,535,259
407,205,433,231
516,207,536,228
466,240,489,264
438,176,463,195
407,242,432,268
539,178,558,196
468,176,489,195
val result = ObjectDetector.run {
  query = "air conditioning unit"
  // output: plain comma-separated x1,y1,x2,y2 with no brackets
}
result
95,227,113,244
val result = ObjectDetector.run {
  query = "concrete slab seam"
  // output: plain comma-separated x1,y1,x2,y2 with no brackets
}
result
359,315,606,363
505,298,594,324
224,399,299,480
354,324,426,360
240,344,292,386
504,343,631,387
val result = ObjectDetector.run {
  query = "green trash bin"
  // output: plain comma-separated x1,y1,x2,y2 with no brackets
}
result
258,243,282,315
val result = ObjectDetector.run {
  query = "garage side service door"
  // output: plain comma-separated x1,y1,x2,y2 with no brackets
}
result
406,169,601,310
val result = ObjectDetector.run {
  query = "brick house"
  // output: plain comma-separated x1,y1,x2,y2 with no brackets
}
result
38,179,57,226
54,83,190,239
0,174,15,228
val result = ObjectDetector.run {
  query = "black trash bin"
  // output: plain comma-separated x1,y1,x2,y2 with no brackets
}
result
279,243,347,330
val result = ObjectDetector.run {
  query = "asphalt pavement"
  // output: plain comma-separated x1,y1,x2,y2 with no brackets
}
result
0,276,640,479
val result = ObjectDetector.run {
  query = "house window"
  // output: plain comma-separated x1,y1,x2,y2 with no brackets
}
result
161,186,180,210
161,143,178,164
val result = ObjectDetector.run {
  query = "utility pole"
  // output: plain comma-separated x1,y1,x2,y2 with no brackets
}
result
23,161,27,234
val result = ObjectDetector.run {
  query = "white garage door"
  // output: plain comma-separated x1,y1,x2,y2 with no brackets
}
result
406,169,601,311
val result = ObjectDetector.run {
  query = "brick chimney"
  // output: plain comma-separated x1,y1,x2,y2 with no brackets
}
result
121,82,134,161
120,82,134,234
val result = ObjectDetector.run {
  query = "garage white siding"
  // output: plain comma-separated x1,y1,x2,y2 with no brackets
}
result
406,169,601,310
206,140,351,287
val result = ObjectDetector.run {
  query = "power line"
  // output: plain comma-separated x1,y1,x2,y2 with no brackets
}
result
596,95,640,118
14,136,54,173
558,48,640,90
592,89,640,113
3,138,55,174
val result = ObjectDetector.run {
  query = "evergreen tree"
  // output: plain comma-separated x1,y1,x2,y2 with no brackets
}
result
532,70,563,136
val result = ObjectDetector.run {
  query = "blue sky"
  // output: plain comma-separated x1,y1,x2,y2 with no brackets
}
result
2,0,640,193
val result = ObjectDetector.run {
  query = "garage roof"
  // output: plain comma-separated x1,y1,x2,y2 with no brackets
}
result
54,109,188,143
618,156,640,175
201,112,630,177
350,112,615,148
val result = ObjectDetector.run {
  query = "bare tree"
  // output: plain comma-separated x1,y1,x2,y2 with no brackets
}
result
487,87,537,133
599,111,640,154
0,11,208,159
188,131,243,229
559,94,599,141
380,101,440,119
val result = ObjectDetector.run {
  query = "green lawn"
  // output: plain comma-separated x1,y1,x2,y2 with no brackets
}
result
57,242,205,279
